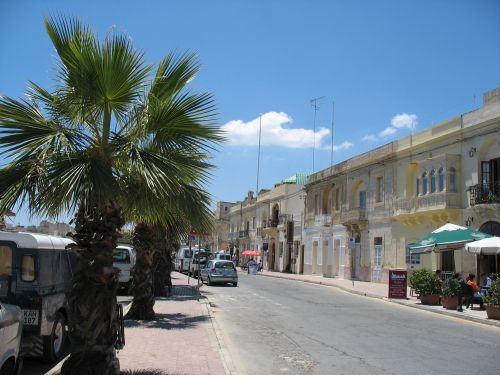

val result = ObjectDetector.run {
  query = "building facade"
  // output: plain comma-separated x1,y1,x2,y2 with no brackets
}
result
304,87,500,282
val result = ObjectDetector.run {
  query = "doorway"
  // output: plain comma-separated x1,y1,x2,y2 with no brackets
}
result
269,243,276,271
312,241,318,274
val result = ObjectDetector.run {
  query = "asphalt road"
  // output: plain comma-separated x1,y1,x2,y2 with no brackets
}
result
204,272,500,375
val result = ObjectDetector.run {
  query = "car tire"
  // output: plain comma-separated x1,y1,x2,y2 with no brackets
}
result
43,312,67,363
0,359,15,375
233,282,238,287
208,277,213,286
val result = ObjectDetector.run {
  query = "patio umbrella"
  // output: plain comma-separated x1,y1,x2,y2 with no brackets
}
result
465,236,500,255
249,250,262,257
409,223,492,254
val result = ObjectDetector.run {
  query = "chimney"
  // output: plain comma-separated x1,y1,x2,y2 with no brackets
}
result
247,191,254,200
483,87,500,107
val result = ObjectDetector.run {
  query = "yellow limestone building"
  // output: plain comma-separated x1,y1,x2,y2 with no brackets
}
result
304,87,500,282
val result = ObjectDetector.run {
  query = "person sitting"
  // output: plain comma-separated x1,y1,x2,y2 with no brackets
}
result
466,273,485,310
480,272,492,296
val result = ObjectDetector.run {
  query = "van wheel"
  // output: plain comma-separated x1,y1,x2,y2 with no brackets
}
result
43,312,67,363
0,358,14,375
233,282,238,287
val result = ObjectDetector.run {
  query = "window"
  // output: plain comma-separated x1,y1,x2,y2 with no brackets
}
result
438,168,444,192
416,177,420,195
406,244,420,265
252,217,255,229
335,188,340,211
215,261,235,270
430,170,436,193
113,248,131,264
21,255,35,282
375,177,383,203
0,246,12,276
422,172,428,195
374,237,383,268
449,167,456,192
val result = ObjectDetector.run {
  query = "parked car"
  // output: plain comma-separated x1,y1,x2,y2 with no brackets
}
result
189,251,211,278
200,260,238,286
113,245,136,291
0,302,23,374
0,231,76,362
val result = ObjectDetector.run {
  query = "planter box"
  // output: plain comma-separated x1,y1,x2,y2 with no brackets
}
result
485,304,500,320
441,296,459,310
420,294,441,305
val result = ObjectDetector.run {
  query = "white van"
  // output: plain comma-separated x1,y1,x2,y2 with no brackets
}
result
113,245,136,291
174,247,193,273
214,251,231,261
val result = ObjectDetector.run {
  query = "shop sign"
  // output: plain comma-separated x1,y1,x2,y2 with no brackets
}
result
388,270,407,299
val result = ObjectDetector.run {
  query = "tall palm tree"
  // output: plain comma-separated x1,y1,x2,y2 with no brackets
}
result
0,16,222,374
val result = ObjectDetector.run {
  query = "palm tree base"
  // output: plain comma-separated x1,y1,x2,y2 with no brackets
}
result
61,349,120,375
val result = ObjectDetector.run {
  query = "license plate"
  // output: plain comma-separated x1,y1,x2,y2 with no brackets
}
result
23,310,39,325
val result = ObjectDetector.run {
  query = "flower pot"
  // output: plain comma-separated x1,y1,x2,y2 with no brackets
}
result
485,304,500,320
420,294,441,305
441,296,459,310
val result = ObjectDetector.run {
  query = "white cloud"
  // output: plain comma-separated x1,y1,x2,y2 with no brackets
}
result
322,141,354,151
379,126,397,137
361,135,376,142
391,113,417,130
221,111,331,149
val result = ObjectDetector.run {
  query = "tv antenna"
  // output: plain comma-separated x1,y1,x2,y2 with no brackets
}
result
310,96,325,172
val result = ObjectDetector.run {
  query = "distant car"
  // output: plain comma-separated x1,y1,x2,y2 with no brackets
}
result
113,245,136,291
174,247,193,273
189,251,211,278
214,251,231,261
200,260,238,286
0,302,23,374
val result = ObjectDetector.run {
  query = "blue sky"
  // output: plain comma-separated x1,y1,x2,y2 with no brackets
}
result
1,0,499,226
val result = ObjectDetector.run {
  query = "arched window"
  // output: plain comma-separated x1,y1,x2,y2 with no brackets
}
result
479,221,500,236
422,172,428,195
438,168,445,192
430,170,436,193
449,167,456,192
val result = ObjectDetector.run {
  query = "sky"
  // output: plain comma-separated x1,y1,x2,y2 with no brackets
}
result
1,0,499,226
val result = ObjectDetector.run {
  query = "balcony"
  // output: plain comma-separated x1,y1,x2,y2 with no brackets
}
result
238,229,249,238
266,218,279,228
314,214,332,226
341,208,367,223
278,214,293,226
470,182,500,206
393,191,461,216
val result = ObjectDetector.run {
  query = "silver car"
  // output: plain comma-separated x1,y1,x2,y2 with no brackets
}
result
200,260,238,287
0,302,23,374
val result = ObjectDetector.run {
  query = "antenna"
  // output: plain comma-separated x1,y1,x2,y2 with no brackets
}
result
310,96,325,172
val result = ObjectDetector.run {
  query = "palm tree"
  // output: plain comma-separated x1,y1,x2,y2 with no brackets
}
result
0,16,222,374
126,185,215,320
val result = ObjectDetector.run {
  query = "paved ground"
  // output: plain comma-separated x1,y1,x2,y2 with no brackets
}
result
255,269,500,327
207,271,500,375
117,274,227,375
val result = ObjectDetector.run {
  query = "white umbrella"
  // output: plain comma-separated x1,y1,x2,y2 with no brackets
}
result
465,236,500,255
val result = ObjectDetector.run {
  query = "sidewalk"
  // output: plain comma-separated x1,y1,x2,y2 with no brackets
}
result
253,268,500,328
118,273,229,375
46,273,230,375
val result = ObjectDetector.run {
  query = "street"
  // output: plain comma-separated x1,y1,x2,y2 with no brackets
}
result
205,272,500,375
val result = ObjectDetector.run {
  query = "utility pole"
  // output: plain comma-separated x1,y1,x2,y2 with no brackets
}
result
331,100,335,167
256,114,262,195
310,96,325,173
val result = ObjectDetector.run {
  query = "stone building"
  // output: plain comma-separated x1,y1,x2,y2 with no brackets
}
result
304,87,500,282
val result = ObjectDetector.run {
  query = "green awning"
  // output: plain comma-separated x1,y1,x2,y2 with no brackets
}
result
409,224,492,254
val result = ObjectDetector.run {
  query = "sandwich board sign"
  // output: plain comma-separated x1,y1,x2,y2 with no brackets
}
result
388,270,407,299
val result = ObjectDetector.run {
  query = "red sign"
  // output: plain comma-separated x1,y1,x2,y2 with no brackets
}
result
388,270,407,299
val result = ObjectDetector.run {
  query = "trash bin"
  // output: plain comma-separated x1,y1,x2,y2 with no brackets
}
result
249,264,258,275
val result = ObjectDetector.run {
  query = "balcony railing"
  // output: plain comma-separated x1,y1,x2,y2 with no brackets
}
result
341,208,367,223
314,214,332,226
238,229,249,238
470,182,500,206
278,214,293,225
393,191,461,215
266,218,279,228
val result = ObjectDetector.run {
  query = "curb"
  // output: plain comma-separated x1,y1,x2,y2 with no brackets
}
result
259,272,500,328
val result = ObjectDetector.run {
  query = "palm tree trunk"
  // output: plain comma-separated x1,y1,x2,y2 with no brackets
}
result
125,222,155,320
62,201,125,375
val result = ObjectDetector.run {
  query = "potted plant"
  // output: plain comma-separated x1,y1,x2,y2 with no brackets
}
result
409,269,441,305
441,277,460,309
484,274,500,320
